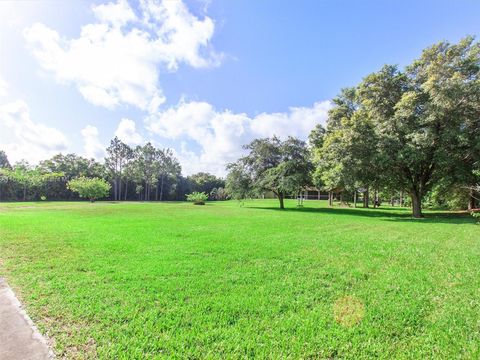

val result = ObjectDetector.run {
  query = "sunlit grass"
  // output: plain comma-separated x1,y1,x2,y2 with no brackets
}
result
0,200,478,358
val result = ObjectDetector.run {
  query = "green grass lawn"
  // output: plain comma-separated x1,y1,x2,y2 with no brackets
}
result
0,200,479,359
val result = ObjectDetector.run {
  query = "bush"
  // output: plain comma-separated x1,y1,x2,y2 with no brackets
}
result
186,192,208,205
471,211,480,224
67,177,111,202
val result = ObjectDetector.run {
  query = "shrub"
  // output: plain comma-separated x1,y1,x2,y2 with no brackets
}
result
67,177,111,202
186,192,208,205
471,211,480,224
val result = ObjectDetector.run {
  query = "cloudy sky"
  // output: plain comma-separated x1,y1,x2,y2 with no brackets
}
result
0,0,479,175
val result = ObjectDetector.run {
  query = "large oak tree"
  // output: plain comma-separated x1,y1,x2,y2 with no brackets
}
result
316,37,480,218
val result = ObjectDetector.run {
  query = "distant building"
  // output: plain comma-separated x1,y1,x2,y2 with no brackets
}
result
300,187,330,200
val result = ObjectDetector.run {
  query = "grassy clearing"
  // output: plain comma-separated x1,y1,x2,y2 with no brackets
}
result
0,200,479,359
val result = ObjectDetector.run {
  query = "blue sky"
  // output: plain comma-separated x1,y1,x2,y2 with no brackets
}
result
0,0,479,175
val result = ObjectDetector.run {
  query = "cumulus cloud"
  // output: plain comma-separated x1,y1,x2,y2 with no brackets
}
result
147,100,331,175
81,125,105,159
0,100,69,163
114,118,143,146
93,0,137,28
147,101,251,175
24,0,220,111
250,101,332,139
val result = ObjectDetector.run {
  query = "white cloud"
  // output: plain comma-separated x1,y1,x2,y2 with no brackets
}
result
250,101,332,139
93,0,137,28
147,100,251,175
147,100,331,176
24,0,220,112
114,118,143,146
0,100,69,164
81,125,105,159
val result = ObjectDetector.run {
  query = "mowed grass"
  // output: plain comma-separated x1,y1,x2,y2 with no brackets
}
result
0,200,479,359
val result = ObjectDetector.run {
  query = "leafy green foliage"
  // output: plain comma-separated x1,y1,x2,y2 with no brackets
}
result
67,177,111,202
1,141,183,202
127,143,182,201
187,172,225,195
38,153,105,179
473,170,480,193
186,191,208,204
0,164,64,201
105,137,133,201
307,123,326,149
313,37,480,217
37,153,105,200
229,136,312,208
0,150,11,169
225,162,253,200
471,211,480,223
209,187,228,200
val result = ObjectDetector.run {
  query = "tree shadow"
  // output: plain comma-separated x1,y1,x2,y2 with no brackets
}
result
246,205,475,225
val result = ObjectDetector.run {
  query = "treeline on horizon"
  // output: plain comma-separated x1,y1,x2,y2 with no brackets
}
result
0,143,226,203
0,37,479,218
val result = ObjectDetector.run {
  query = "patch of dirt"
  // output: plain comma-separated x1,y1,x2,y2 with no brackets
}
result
333,295,365,327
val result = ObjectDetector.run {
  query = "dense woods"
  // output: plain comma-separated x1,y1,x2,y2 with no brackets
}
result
0,38,479,217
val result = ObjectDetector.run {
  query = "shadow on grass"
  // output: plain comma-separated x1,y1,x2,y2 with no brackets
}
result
246,205,475,225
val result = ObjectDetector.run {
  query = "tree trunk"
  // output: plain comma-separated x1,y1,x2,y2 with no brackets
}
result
328,191,333,206
410,191,423,218
278,193,285,209
353,190,357,208
400,191,404,207
155,180,159,201
373,190,378,208
468,189,476,210
124,180,128,201
117,177,121,201
363,187,369,208
160,176,164,201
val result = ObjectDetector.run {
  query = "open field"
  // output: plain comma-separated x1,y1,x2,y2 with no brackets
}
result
0,200,479,359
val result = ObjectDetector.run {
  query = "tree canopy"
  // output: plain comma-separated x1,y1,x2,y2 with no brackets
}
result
67,177,111,202
229,136,312,209
311,37,480,217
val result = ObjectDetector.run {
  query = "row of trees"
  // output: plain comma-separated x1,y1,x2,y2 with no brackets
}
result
0,140,225,202
226,37,480,217
105,139,181,201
